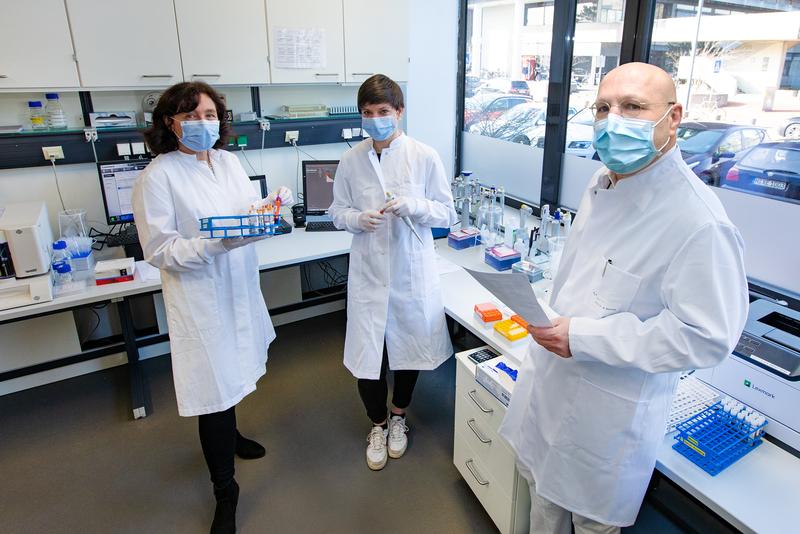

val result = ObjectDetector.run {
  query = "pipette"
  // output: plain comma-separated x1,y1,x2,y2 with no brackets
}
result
384,191,424,244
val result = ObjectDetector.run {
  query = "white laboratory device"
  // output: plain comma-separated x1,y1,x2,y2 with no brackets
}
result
0,274,53,310
0,202,53,277
0,202,54,311
694,299,800,453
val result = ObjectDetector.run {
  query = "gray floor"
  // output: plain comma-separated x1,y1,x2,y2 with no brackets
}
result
0,310,682,533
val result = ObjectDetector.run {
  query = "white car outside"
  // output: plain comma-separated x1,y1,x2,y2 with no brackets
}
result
529,108,596,158
469,102,579,146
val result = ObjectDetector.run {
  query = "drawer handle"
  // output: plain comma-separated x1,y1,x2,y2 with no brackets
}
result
0,75,8,79
467,418,492,444
468,389,493,414
465,459,490,486
314,73,339,77
141,74,174,78
192,74,221,78
352,72,374,76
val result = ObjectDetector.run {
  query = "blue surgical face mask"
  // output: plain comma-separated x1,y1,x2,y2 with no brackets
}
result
177,119,220,152
362,115,397,141
593,106,673,175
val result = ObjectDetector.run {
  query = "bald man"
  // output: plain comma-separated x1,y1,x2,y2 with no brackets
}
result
499,63,749,533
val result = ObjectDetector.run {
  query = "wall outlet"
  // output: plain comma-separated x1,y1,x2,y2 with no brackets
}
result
116,142,132,156
42,146,64,160
285,130,299,143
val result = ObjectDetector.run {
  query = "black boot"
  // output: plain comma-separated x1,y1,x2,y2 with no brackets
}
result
235,431,266,460
211,478,239,534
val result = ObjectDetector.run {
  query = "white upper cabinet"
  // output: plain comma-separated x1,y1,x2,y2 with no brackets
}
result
342,0,408,83
265,0,345,84
66,0,183,88
175,0,270,85
0,0,80,89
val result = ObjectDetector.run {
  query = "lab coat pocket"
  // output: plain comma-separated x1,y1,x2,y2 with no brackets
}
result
567,377,646,464
591,258,641,317
169,273,221,337
347,249,373,304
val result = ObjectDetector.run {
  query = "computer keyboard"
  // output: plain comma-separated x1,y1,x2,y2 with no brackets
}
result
107,225,139,246
305,221,342,232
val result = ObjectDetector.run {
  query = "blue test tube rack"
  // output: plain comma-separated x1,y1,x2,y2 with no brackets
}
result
199,215,276,239
672,401,768,476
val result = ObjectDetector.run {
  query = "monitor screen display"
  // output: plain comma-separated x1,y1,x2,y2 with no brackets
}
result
98,159,150,225
303,161,339,214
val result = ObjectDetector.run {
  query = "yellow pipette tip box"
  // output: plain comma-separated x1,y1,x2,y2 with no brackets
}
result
494,318,528,342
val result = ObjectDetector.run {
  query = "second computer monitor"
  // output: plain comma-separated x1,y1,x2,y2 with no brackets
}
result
302,160,339,214
97,159,150,225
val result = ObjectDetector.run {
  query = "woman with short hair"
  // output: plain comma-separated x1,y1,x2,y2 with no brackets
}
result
329,74,457,470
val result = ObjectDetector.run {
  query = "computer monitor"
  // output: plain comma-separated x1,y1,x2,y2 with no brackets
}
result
97,159,150,225
249,174,268,199
302,160,339,215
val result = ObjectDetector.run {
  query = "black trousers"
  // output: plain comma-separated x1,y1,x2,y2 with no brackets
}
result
198,405,237,488
357,350,420,424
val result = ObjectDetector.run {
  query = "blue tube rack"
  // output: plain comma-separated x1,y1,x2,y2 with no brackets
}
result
199,215,276,239
672,402,767,476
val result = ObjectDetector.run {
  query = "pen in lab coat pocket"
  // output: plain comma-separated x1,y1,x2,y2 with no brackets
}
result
603,258,613,277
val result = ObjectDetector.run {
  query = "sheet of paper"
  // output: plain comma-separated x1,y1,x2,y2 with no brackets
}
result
274,28,326,69
465,268,552,327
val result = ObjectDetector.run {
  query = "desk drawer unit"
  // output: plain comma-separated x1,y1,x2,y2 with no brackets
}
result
456,384,517,492
454,349,530,534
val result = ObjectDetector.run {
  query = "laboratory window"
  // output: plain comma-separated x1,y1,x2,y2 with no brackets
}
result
559,0,627,210
460,0,554,205
648,0,800,205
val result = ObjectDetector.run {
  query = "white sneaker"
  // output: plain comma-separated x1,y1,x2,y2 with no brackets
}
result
366,426,388,471
388,415,409,459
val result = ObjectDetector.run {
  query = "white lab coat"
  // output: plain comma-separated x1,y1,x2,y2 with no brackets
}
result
499,147,749,526
132,149,275,417
329,134,457,379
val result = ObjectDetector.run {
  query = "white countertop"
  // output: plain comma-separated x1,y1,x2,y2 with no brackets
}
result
0,228,353,323
656,434,800,534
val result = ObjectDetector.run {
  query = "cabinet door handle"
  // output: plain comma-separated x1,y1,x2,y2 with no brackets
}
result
467,418,492,444
465,459,490,486
192,74,221,78
314,73,339,77
352,72,373,76
141,74,174,78
468,389,493,414
0,75,8,79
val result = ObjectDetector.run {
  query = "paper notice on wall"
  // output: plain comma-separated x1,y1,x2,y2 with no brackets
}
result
274,28,327,69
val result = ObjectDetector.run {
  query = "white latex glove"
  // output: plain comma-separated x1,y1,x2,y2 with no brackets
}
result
265,186,294,206
381,196,422,219
221,234,269,251
357,210,386,232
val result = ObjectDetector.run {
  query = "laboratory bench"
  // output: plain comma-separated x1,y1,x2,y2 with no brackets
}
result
0,228,353,418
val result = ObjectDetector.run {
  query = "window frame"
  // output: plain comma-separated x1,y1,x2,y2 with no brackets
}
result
455,0,659,213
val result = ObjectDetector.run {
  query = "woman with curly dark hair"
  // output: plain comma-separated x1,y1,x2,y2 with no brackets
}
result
132,81,293,534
